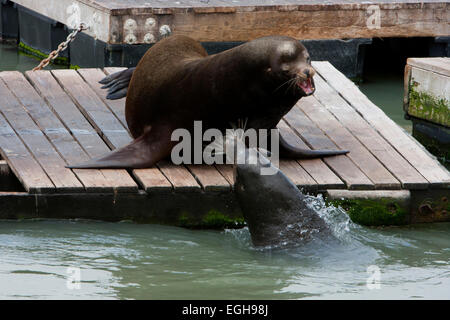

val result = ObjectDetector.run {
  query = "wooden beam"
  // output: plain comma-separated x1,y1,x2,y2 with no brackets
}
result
0,190,243,227
10,0,449,44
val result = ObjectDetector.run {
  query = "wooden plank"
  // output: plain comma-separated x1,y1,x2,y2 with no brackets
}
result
407,58,450,77
78,68,127,128
133,168,173,193
0,71,116,193
103,67,127,75
283,103,374,190
187,165,231,192
50,69,179,191
51,70,130,148
10,0,449,44
0,112,54,193
277,119,345,190
0,77,83,192
313,74,428,189
158,161,201,192
215,164,234,185
313,61,450,188
279,160,317,191
298,96,401,189
25,70,138,193
326,189,411,204
139,2,449,42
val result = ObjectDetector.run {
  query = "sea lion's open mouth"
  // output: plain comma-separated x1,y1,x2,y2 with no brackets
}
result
298,78,315,95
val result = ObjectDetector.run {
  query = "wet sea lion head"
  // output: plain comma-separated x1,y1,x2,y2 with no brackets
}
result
263,36,316,96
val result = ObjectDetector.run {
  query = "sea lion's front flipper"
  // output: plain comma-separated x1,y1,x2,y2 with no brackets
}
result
67,126,175,169
99,67,136,100
279,131,349,159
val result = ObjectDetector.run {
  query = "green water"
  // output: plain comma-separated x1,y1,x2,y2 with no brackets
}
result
0,42,65,72
0,43,449,300
1,197,449,300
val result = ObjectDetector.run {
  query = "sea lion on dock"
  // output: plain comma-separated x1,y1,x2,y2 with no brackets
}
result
68,35,348,169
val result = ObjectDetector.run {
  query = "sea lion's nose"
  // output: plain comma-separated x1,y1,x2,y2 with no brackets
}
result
303,68,315,79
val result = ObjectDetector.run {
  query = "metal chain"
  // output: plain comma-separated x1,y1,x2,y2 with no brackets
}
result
32,23,88,71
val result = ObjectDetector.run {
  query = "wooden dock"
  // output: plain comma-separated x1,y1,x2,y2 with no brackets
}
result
0,62,449,225
10,0,450,44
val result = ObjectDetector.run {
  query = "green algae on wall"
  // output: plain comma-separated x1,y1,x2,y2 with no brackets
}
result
408,80,450,127
330,198,409,226
178,210,246,229
18,42,69,66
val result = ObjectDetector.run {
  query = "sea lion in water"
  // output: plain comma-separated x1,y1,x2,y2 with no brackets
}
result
233,145,332,248
68,35,348,169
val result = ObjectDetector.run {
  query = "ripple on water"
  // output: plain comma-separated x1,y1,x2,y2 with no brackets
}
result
0,204,449,299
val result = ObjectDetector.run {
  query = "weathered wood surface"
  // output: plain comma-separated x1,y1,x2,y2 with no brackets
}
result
407,58,450,77
284,104,375,190
25,70,139,193
313,61,450,188
10,0,449,44
0,112,55,193
278,120,345,190
299,95,401,189
313,74,428,189
0,63,448,196
0,77,83,192
0,71,120,193
79,68,128,129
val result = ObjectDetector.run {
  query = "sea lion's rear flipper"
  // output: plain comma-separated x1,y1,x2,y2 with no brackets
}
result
66,126,175,169
279,132,349,159
99,67,136,100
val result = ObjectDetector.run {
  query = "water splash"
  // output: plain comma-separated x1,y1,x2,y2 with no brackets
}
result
303,193,357,242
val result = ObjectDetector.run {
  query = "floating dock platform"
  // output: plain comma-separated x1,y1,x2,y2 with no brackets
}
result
0,62,448,226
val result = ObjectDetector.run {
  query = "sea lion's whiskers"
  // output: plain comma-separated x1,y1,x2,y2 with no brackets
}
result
284,78,298,94
291,77,301,94
273,77,295,93
242,117,248,131
281,78,296,93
